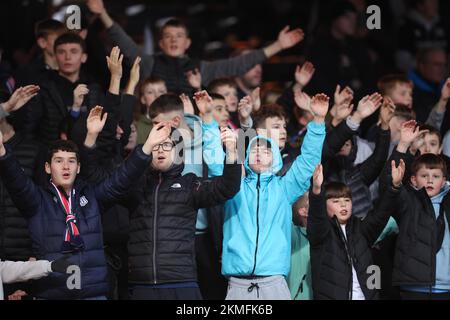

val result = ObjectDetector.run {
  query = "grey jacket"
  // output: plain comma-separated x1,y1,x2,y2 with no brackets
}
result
107,23,267,88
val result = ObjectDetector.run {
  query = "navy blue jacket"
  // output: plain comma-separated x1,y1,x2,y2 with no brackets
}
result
0,146,151,299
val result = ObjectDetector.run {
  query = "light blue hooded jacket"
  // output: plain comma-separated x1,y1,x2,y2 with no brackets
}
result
222,121,326,277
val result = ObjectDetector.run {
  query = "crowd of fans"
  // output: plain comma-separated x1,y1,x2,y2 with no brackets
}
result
0,0,449,300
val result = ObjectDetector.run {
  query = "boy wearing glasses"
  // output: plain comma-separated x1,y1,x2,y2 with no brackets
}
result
83,109,242,300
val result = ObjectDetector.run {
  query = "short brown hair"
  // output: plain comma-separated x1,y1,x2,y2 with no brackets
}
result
419,124,442,146
35,19,65,39
392,104,415,121
411,154,447,176
160,19,189,39
207,78,237,94
47,140,80,163
325,182,352,200
54,32,86,53
253,104,286,129
377,74,413,96
140,77,166,94
148,93,184,119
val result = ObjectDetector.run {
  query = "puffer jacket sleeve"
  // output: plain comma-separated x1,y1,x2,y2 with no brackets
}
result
281,121,326,205
191,161,242,209
0,146,42,216
307,191,330,246
94,146,151,203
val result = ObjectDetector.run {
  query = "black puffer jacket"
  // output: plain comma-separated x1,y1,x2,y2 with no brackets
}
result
326,129,391,217
308,185,400,300
125,160,241,285
22,71,104,145
0,133,40,261
382,150,450,287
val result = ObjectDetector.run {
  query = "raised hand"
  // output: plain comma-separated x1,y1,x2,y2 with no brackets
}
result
441,78,450,102
144,121,172,155
334,85,354,107
73,84,89,110
310,93,330,122
351,92,383,124
129,56,141,85
125,56,141,95
391,159,405,188
250,87,261,112
87,0,106,15
378,97,395,130
330,102,354,127
238,96,253,121
180,94,195,115
221,127,237,152
86,106,108,135
186,68,202,91
106,46,123,78
277,26,305,49
193,90,213,114
295,61,315,89
2,85,40,113
294,90,312,112
398,120,428,154
312,164,323,195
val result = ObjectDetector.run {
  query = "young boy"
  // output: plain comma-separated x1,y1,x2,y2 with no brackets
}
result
23,32,104,145
287,193,312,300
208,78,240,128
136,77,168,145
308,161,404,300
222,94,328,300
210,93,230,128
377,74,414,109
15,19,66,86
119,126,240,300
88,0,304,95
384,124,450,299
0,106,157,300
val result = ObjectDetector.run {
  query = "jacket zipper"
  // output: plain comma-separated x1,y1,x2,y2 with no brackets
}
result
335,219,353,300
251,174,261,275
153,173,162,284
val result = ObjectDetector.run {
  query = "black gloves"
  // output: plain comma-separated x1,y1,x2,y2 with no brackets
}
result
51,255,75,273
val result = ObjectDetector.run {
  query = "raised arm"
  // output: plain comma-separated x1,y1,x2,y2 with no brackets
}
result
281,94,328,205
201,26,304,86
191,128,241,208
306,164,331,246
0,130,42,215
425,77,450,130
361,160,404,245
87,0,153,74
194,90,225,177
93,122,170,203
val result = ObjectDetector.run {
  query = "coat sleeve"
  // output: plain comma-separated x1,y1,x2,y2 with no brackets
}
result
94,146,151,204
0,147,42,216
79,144,113,184
0,260,52,284
322,119,358,162
358,128,391,186
22,93,44,140
378,148,415,195
191,162,242,209
280,121,326,205
107,23,154,78
360,184,402,246
306,191,330,246
200,49,267,87
202,120,225,177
